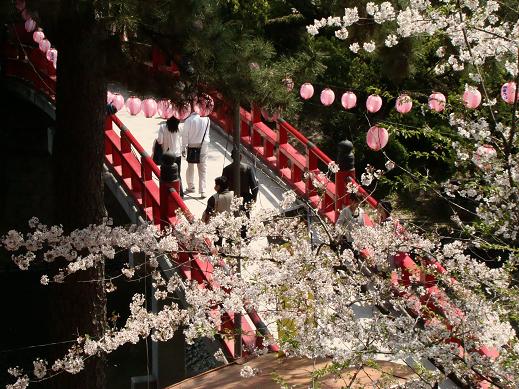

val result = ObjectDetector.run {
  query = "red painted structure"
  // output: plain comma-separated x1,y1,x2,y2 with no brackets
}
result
149,47,502,387
1,36,277,360
208,102,379,222
2,27,498,385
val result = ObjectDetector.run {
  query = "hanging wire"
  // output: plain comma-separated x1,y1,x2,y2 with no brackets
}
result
0,339,77,354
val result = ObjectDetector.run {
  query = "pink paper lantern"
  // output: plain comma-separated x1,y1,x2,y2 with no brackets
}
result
473,144,497,171
500,82,518,105
395,94,412,114
172,102,192,120
366,126,389,151
320,88,335,106
126,96,142,116
107,91,114,104
111,93,125,112
475,144,496,158
25,18,36,33
463,88,481,109
47,49,57,69
261,108,280,122
33,30,44,44
39,39,51,53
46,48,57,62
157,99,174,119
300,83,314,100
142,99,158,118
341,91,357,110
366,94,382,113
193,94,215,117
428,92,446,112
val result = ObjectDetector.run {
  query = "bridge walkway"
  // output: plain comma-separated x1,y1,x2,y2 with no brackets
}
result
112,91,290,220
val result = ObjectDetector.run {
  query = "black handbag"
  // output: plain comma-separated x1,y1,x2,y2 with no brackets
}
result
186,146,201,163
152,140,164,165
186,120,209,164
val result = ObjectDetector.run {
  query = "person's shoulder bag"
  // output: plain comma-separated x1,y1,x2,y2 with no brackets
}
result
186,119,209,164
152,139,164,165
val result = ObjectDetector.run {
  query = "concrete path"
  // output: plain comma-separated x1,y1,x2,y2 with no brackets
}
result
112,97,289,219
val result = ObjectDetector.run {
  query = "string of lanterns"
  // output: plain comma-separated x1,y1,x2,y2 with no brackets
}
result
299,81,518,152
106,91,215,120
11,2,514,157
15,0,58,69
299,82,518,112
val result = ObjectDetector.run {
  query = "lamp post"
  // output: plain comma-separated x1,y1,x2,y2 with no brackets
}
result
232,100,243,359
336,140,356,213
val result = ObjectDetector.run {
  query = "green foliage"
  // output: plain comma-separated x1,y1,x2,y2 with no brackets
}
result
222,0,271,26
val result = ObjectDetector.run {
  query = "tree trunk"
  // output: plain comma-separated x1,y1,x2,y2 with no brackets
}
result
51,1,107,388
54,4,106,229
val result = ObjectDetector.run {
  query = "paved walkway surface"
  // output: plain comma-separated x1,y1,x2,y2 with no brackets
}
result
112,97,289,219
111,88,290,341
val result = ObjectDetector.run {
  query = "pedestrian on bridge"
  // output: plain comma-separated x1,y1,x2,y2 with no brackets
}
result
182,106,211,198
202,176,234,224
222,147,259,210
156,116,184,196
336,193,365,249
377,199,393,224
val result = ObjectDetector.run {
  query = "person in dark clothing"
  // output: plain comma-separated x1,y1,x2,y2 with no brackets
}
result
222,148,259,206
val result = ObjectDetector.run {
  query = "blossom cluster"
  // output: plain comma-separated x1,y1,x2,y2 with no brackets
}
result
306,0,518,75
3,196,517,387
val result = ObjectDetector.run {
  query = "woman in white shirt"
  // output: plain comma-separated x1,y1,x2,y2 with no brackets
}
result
157,116,184,196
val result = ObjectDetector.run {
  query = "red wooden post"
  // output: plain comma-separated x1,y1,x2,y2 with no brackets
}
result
251,104,262,124
240,108,249,139
120,132,132,188
160,180,180,229
141,157,153,209
277,120,288,172
251,103,262,155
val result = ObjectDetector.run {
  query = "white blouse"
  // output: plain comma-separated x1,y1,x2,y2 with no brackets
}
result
157,122,183,157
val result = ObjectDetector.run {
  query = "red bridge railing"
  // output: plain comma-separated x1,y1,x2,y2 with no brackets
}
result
199,60,498,385
3,28,498,381
2,34,277,361
208,96,379,222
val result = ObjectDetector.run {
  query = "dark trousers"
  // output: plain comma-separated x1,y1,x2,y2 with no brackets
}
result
173,156,184,197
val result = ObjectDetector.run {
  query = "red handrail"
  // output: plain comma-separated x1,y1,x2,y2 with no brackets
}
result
4,34,498,379
278,119,311,147
3,35,276,360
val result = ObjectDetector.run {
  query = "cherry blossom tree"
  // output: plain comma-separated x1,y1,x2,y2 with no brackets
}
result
307,0,519,247
3,187,519,388
3,1,519,388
